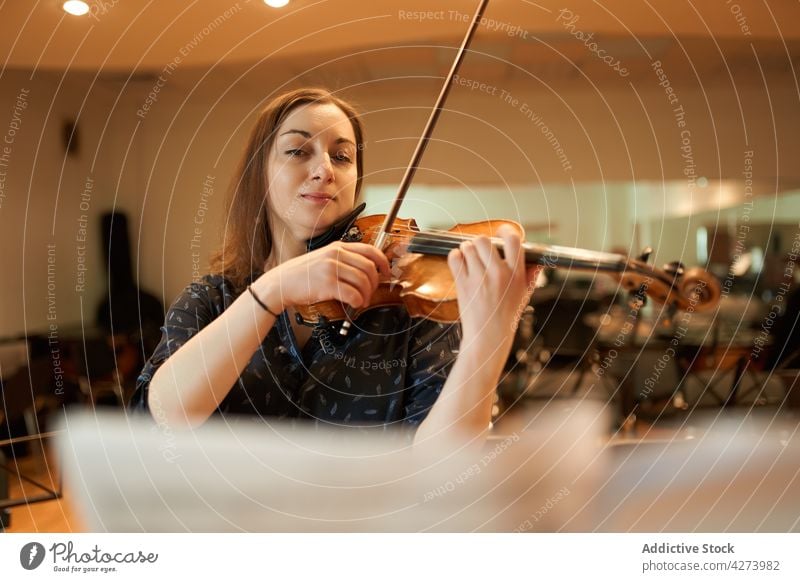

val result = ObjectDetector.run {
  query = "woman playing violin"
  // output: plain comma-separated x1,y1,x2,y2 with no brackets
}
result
130,88,538,444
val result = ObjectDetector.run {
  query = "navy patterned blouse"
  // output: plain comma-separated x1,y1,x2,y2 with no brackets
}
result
129,274,461,432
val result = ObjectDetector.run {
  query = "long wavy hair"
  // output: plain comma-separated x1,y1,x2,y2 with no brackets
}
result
209,88,365,291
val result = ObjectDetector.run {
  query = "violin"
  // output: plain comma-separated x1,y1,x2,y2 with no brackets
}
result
297,0,721,333
296,209,721,330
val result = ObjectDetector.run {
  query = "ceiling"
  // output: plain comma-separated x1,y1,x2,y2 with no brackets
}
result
1,0,799,77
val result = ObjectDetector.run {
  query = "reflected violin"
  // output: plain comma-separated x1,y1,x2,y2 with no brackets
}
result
296,207,721,329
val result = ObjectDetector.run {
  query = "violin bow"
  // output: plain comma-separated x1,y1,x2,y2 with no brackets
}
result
339,0,489,336
372,0,490,253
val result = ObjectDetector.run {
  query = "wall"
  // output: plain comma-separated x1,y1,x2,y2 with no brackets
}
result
0,64,798,336
0,70,143,338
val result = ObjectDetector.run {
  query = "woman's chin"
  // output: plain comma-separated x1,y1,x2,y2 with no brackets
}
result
301,206,353,238
291,217,335,242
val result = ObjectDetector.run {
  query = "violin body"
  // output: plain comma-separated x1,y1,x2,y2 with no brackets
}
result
295,213,721,327
296,215,524,325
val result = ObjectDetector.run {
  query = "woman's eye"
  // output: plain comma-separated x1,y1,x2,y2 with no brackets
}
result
334,152,352,163
285,149,306,157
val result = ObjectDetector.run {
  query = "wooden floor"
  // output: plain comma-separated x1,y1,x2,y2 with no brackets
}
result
2,442,83,533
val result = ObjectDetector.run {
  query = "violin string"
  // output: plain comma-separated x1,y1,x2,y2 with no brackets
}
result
373,225,621,262
379,230,488,254
364,224,472,240
364,226,633,270
367,224,500,246
361,224,547,258
356,224,695,293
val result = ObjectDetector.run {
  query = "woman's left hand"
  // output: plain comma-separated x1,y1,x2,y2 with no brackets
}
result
414,225,539,444
447,224,540,355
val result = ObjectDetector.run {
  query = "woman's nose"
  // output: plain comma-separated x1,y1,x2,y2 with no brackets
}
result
311,153,334,182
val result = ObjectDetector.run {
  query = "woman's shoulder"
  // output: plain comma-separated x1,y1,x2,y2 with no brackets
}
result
188,273,234,293
173,273,243,312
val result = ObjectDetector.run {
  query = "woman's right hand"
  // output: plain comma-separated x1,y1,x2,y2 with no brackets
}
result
253,242,392,313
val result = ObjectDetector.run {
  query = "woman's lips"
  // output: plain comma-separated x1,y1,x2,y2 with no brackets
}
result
300,193,334,204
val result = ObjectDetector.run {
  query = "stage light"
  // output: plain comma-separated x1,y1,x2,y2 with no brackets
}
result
63,0,90,16
264,0,290,8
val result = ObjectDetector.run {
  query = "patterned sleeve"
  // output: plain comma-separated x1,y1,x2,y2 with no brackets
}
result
402,319,462,427
127,279,224,414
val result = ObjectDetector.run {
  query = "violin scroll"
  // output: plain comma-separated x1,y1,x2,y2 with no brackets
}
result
677,266,722,311
616,262,720,312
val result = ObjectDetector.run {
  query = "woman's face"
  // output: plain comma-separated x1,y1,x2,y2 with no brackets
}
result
267,102,359,242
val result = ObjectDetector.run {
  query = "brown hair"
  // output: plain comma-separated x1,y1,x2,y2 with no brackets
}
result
209,87,365,291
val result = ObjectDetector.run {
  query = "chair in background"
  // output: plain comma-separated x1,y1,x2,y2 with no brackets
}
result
71,335,127,407
0,338,64,529
517,288,602,399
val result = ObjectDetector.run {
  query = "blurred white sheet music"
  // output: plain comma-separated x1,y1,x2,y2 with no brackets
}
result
595,417,800,532
56,402,606,532
56,407,800,532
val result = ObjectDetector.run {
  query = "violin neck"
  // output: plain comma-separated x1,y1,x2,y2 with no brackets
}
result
407,233,631,273
520,242,630,273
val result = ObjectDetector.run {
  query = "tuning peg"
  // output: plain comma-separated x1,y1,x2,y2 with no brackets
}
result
637,247,654,262
663,261,685,279
628,282,648,310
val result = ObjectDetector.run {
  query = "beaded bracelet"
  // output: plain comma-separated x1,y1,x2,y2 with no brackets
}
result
247,284,280,319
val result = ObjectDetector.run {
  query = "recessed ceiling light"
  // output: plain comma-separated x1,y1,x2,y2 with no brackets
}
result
63,0,90,16
264,0,290,8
